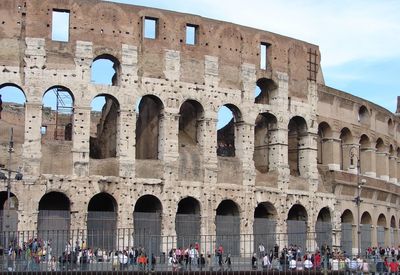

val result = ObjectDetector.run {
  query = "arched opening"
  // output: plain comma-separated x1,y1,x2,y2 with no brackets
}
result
254,78,277,104
287,204,308,249
87,193,117,250
91,54,120,86
360,212,372,253
0,84,26,174
358,106,370,125
134,195,162,254
89,94,120,176
136,95,164,160
341,210,354,255
317,122,333,165
375,138,387,179
253,113,278,173
253,202,277,253
178,100,204,181
0,191,18,249
288,116,308,176
377,214,387,248
175,197,201,248
41,86,74,175
38,192,70,257
390,216,396,247
216,200,240,256
339,128,354,171
359,134,371,174
316,207,332,249
217,105,242,158
388,118,394,136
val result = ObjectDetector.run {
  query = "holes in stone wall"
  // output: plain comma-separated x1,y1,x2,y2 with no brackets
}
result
52,9,70,42
217,104,241,157
254,113,277,173
358,105,370,125
144,17,158,39
41,86,74,141
288,116,308,176
317,122,332,165
179,100,204,145
260,42,270,70
91,55,120,86
254,78,277,104
89,94,119,159
186,24,198,45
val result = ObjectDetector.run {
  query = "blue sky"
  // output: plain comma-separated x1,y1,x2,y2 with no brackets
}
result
104,0,400,113
1,0,398,128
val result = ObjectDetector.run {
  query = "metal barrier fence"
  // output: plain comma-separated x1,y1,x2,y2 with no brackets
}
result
0,228,388,273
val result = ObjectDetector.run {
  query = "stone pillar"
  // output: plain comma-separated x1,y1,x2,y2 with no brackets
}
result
332,209,342,250
307,215,317,253
376,151,389,181
397,158,400,184
235,121,255,186
22,102,42,179
118,108,136,178
159,110,180,184
200,117,218,185
371,225,377,248
321,136,341,171
72,106,91,177
389,155,397,184
268,127,288,172
360,147,376,177
298,133,319,190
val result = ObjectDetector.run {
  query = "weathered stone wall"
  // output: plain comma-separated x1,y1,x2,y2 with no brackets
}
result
0,0,399,253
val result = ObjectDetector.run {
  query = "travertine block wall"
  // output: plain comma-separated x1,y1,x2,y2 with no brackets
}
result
0,0,399,252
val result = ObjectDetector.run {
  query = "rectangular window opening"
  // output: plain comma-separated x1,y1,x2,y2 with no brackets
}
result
52,9,70,42
41,126,47,135
186,24,198,45
144,17,158,39
260,42,270,70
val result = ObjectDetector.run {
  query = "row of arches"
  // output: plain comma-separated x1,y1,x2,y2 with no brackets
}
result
1,191,335,255
318,122,400,181
0,83,313,177
340,210,399,254
2,191,399,255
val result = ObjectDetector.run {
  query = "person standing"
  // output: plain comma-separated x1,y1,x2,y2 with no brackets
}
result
251,253,258,270
262,253,271,271
225,253,232,271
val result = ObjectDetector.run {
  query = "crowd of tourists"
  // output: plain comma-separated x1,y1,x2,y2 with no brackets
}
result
251,243,400,273
2,236,400,272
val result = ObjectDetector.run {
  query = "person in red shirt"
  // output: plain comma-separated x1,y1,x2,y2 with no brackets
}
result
314,252,321,270
389,259,399,273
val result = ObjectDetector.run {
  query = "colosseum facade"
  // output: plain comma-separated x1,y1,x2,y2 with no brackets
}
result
0,0,399,256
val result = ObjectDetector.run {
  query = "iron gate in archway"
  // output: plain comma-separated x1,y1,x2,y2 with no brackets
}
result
175,213,200,248
253,218,276,253
216,215,240,256
134,212,161,255
38,210,70,257
341,223,353,255
287,220,307,250
87,211,117,251
316,221,332,249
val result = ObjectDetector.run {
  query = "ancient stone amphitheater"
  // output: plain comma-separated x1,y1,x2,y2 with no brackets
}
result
0,0,399,256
